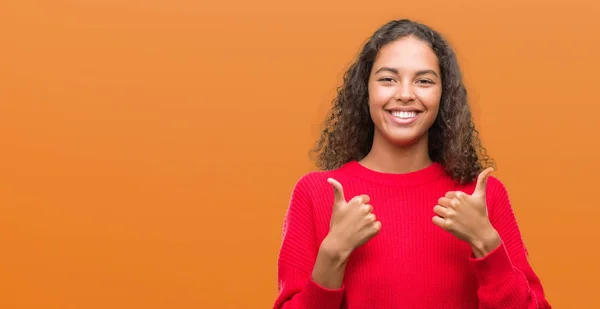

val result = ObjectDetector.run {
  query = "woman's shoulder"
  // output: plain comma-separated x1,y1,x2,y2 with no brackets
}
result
453,170,509,195
291,164,350,193
483,174,510,198
284,168,346,213
465,173,506,188
456,173,512,210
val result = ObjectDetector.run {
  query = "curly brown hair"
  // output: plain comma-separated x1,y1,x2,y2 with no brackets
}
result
310,19,495,184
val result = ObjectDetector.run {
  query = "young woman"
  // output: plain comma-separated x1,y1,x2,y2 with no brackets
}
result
273,19,551,309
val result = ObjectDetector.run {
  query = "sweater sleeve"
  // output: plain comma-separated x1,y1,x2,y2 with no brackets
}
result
273,174,345,309
468,177,551,309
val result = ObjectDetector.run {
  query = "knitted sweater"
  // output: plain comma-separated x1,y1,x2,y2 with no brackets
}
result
274,161,551,309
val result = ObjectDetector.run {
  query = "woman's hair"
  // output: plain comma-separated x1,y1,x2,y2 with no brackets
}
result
310,19,494,184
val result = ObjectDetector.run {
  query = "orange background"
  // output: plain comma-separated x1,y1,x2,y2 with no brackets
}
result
1,1,599,308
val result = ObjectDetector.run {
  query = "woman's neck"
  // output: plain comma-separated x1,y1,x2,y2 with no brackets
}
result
359,132,432,174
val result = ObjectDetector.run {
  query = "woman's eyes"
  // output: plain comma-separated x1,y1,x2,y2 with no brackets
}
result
378,78,434,84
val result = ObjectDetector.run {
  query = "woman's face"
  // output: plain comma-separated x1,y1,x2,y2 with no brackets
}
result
368,36,442,147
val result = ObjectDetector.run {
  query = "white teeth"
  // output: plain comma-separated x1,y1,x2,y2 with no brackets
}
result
391,111,418,119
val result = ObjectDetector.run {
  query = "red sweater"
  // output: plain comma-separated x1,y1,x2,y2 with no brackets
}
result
274,161,551,309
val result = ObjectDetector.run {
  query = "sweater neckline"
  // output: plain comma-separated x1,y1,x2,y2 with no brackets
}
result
341,160,447,187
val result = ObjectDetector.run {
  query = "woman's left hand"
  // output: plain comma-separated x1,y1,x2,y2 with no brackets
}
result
432,167,501,258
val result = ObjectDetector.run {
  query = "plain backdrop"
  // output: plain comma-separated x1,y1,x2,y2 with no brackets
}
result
1,1,599,308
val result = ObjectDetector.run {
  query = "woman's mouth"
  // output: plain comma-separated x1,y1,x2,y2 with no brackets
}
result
386,110,422,125
391,111,418,119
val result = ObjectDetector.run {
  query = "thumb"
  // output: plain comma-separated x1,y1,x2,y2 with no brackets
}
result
327,178,346,205
474,167,494,197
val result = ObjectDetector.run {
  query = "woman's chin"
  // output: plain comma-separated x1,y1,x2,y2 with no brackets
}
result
382,130,427,147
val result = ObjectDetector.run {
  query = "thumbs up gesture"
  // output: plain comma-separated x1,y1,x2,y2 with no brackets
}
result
325,178,382,258
432,167,501,258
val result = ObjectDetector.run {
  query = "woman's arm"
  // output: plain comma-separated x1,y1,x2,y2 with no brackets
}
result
273,175,346,309
470,177,552,309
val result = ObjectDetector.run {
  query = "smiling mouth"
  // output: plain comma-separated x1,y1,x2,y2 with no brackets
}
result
388,110,421,119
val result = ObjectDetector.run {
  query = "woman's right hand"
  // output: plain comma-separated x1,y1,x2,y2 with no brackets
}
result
310,178,382,289
323,178,382,259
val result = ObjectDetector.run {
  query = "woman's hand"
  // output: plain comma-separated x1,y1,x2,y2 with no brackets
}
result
432,167,501,258
324,178,382,260
311,178,382,289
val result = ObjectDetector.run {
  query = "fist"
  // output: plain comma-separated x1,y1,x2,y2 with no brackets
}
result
432,167,501,257
325,178,381,256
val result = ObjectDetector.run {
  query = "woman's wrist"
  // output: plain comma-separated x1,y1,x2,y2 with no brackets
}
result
470,226,501,258
319,235,352,266
311,236,352,289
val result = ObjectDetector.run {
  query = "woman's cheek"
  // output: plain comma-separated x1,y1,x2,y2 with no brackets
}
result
370,87,396,106
415,88,442,107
